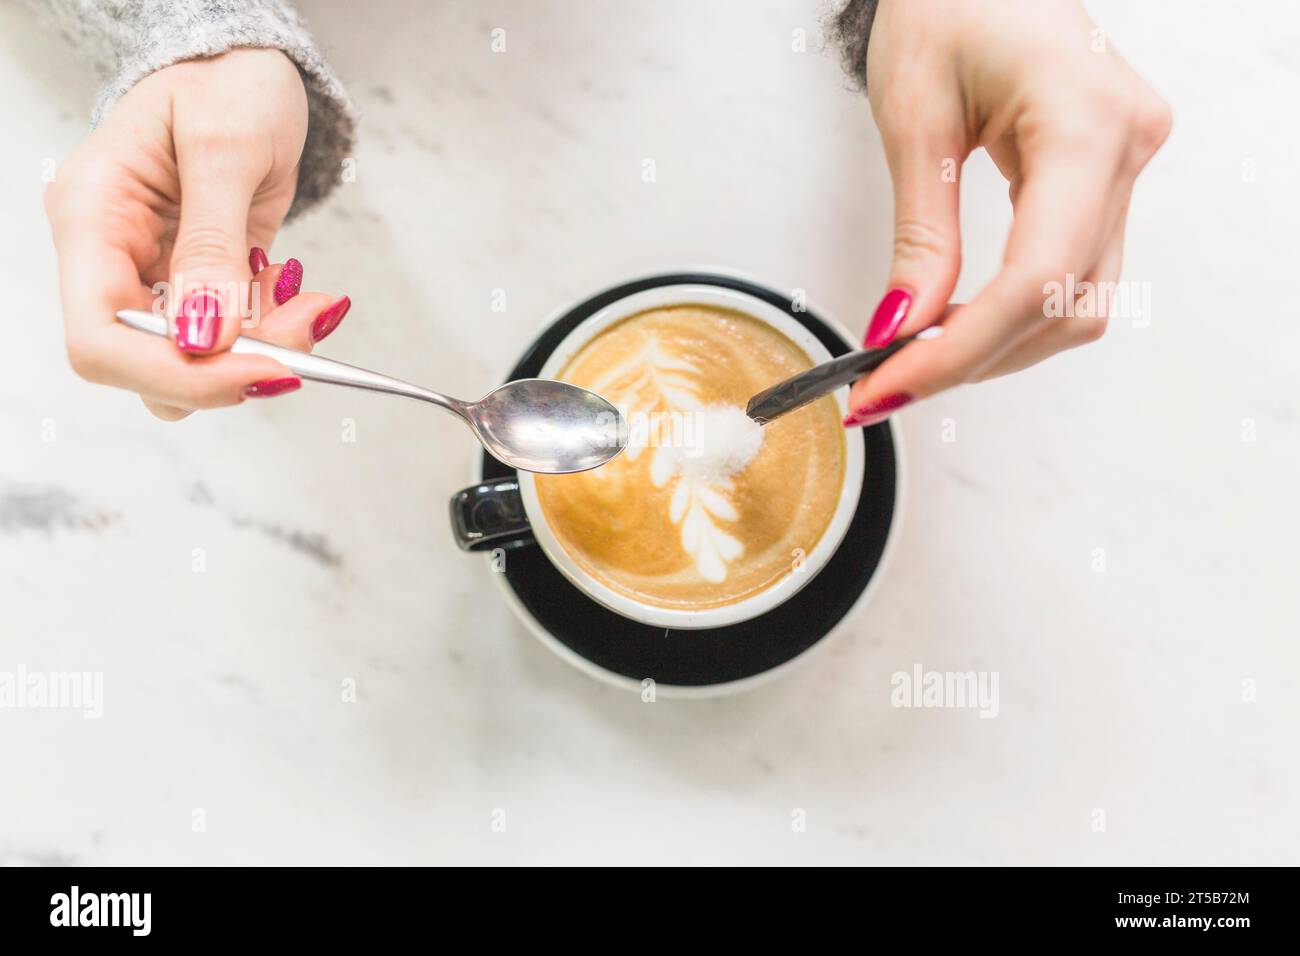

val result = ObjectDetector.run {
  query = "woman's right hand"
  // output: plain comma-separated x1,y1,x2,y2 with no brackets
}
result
840,0,1171,426
44,48,350,420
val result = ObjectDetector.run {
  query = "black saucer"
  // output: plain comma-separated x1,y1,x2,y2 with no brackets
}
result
480,273,898,688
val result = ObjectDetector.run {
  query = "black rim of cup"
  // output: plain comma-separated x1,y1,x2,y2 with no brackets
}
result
476,272,898,689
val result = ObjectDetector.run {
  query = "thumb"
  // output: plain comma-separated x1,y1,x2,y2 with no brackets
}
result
169,148,261,354
865,137,964,348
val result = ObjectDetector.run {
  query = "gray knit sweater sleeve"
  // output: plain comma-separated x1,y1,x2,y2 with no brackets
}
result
831,0,881,91
26,0,357,219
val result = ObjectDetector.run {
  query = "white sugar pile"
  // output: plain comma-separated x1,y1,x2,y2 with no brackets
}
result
680,404,765,481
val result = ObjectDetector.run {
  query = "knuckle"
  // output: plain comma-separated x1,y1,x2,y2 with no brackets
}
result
1081,83,1171,166
1090,82,1139,121
171,223,240,269
1129,95,1173,159
892,215,960,267
1035,110,1101,153
182,119,268,174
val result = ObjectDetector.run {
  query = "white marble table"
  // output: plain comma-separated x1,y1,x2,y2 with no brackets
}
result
1,0,1296,865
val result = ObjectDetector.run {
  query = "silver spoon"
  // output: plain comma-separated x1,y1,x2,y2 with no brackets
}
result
116,309,626,474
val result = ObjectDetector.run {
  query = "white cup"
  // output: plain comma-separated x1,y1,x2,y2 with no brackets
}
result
456,284,866,629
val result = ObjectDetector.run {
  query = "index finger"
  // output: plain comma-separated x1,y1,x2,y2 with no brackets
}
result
846,154,1120,421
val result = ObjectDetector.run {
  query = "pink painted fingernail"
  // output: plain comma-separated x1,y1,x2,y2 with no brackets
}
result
176,291,222,352
843,392,912,428
274,258,303,304
249,246,270,274
864,288,911,348
310,296,351,344
243,376,302,399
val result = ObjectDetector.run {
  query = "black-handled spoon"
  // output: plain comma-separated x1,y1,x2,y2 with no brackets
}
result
745,335,914,425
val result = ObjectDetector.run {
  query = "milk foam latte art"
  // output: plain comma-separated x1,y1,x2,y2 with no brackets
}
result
534,304,846,610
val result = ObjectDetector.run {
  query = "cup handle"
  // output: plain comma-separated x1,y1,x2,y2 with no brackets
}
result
449,479,535,552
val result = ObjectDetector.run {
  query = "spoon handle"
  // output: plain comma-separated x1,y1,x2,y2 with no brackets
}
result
116,309,462,413
745,335,914,424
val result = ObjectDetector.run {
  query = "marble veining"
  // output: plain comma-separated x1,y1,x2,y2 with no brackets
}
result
0,0,1296,865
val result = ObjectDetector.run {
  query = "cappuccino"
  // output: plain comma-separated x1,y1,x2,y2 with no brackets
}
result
535,304,845,610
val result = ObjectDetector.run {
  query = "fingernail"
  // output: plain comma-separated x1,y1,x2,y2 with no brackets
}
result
310,295,351,344
274,258,303,304
843,392,912,428
864,288,912,348
249,246,270,274
176,291,222,352
243,376,302,399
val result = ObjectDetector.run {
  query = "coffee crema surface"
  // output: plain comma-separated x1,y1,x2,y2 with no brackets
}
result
535,304,846,610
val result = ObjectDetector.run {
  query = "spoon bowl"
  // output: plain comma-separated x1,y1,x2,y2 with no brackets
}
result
470,378,625,474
